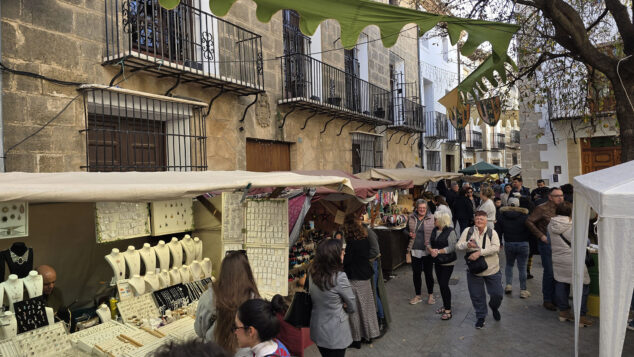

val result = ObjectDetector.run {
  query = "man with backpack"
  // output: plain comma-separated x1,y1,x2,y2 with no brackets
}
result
456,211,503,329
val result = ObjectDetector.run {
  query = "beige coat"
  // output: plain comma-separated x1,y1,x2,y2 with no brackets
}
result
456,225,501,276
548,215,590,285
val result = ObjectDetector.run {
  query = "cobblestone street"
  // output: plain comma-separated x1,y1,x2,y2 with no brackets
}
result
305,252,634,356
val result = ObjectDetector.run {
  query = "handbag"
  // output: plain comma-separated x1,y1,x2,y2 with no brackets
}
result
464,227,490,274
284,291,312,327
558,234,595,268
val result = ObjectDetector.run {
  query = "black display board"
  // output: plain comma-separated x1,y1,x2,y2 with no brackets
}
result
152,284,190,315
184,278,212,301
14,296,48,334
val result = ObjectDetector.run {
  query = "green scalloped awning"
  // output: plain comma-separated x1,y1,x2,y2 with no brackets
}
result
160,0,519,113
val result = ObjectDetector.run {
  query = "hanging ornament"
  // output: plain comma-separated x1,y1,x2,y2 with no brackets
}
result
438,88,470,130
476,96,502,127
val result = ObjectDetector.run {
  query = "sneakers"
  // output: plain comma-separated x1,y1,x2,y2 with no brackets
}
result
628,320,634,331
520,290,531,298
543,301,557,311
579,316,594,327
409,295,422,305
504,284,512,294
558,310,574,322
475,318,486,329
489,301,501,321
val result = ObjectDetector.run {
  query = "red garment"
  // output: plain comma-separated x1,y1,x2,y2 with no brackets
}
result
276,313,313,357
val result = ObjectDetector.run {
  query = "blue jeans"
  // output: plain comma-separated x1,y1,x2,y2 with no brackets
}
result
467,271,503,319
372,259,384,319
504,242,529,290
555,281,589,316
538,235,555,303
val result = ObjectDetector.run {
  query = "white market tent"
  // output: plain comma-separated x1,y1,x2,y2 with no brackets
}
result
356,167,463,186
0,171,354,202
572,160,634,357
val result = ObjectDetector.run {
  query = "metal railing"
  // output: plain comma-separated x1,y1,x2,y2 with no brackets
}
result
104,0,264,91
494,133,506,149
466,130,483,149
389,97,424,131
510,130,520,144
280,53,392,122
446,124,459,142
424,112,448,138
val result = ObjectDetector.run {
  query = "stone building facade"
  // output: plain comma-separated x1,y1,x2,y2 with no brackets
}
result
1,0,425,174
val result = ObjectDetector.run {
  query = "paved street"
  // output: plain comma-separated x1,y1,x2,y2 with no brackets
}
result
305,252,634,356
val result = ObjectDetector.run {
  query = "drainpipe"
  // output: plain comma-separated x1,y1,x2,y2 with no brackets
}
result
417,29,424,168
0,0,4,172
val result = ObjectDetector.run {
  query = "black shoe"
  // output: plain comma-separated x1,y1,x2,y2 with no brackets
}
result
489,301,501,321
349,341,362,349
361,338,372,344
527,274,534,280
475,318,485,329
543,302,557,311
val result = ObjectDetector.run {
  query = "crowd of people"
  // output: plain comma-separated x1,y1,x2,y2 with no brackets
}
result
150,176,626,357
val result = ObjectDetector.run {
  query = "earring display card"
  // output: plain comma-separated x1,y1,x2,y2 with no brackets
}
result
117,293,160,324
152,284,190,315
0,201,28,239
14,296,48,334
123,335,177,357
222,192,245,243
150,199,195,236
14,322,72,356
157,316,197,341
69,320,137,353
245,199,289,246
245,247,289,297
95,202,150,243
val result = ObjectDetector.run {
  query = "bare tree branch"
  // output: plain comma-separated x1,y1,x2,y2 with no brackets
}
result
604,0,634,55
585,8,609,33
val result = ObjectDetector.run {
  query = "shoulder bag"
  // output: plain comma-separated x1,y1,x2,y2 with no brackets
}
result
284,276,312,327
464,227,491,274
558,234,595,268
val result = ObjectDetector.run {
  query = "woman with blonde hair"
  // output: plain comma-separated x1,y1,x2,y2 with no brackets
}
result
426,211,458,320
195,251,260,355
477,187,497,229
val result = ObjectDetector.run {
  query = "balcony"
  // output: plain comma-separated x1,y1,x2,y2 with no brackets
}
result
424,112,448,139
279,54,392,126
104,0,264,95
446,125,461,143
466,131,483,150
491,133,505,150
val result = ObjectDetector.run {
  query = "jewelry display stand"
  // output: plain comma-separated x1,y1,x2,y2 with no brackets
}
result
169,268,181,285
22,271,43,298
0,311,17,339
128,275,146,296
3,274,24,311
157,316,197,341
105,248,127,282
45,307,54,326
69,320,136,353
201,258,212,278
154,240,171,271
123,246,142,277
180,235,195,265
116,293,160,325
13,296,48,333
96,303,111,323
13,322,71,356
168,238,183,268
158,270,170,289
144,272,160,292
139,243,157,274
193,237,203,261
178,265,192,283
189,260,203,281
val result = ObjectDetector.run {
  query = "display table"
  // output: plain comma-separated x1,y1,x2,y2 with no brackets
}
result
372,227,408,276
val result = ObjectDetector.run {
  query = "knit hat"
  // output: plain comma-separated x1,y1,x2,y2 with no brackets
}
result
508,197,520,207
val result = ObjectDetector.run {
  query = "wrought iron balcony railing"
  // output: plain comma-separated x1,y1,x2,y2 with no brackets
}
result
492,133,506,150
279,53,392,125
446,124,460,142
104,0,264,95
424,112,448,139
389,97,425,132
466,130,483,149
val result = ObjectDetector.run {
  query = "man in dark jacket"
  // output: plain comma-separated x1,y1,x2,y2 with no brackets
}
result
452,188,474,234
511,177,531,198
496,198,531,298
525,188,564,311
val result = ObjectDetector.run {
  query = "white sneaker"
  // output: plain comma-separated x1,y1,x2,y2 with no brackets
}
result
505,284,512,294
520,290,531,298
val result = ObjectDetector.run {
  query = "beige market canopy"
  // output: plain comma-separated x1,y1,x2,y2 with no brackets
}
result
0,171,354,203
356,168,462,186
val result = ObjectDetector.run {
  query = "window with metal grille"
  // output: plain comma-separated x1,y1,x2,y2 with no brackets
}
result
80,86,207,172
351,133,383,174
426,151,441,171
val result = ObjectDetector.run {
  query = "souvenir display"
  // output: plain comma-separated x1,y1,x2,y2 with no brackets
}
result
116,293,160,324
0,202,28,239
168,238,184,268
123,246,142,277
95,202,150,243
139,243,157,274
2,243,34,278
153,240,171,270
105,248,127,283
13,296,48,333
22,270,43,298
150,198,194,236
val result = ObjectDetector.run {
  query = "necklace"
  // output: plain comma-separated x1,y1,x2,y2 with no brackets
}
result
9,250,29,265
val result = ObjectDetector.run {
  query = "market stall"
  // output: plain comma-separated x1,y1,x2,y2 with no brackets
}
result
458,161,509,175
571,161,634,357
356,167,463,186
0,171,353,356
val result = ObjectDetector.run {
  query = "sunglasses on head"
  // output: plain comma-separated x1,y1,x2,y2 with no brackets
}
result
225,249,247,257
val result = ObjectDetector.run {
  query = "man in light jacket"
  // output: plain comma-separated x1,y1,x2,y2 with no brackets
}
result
456,210,503,329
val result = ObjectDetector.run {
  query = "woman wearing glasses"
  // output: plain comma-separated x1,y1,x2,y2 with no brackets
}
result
233,299,291,356
309,238,356,357
195,250,260,356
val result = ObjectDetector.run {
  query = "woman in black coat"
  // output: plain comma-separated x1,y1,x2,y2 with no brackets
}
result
452,187,474,234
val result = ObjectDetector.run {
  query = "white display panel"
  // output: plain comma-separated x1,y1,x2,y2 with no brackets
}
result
246,246,288,297
0,202,28,239
221,192,245,243
70,320,137,353
14,322,72,356
245,199,288,246
150,198,194,236
95,202,150,243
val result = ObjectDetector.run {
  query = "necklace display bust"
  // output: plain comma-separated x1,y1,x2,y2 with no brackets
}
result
105,248,126,282
158,269,170,289
144,272,160,292
153,240,170,270
179,265,192,283
201,258,212,278
96,303,111,322
123,246,141,277
2,243,34,278
128,275,145,296
3,275,24,311
189,260,203,281
180,235,195,265
22,270,43,298
0,311,17,339
169,268,182,285
139,243,157,274
193,237,203,261
168,238,183,268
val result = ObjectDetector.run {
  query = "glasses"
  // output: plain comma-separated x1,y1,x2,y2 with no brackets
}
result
232,324,247,332
551,194,564,198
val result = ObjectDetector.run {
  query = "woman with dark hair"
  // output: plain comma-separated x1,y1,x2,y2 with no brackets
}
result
153,340,230,357
233,299,291,356
433,195,453,223
309,239,356,357
342,214,380,347
195,251,260,355
452,188,475,234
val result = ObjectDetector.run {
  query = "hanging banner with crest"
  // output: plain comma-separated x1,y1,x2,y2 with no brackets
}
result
476,96,502,126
